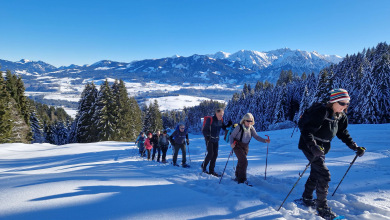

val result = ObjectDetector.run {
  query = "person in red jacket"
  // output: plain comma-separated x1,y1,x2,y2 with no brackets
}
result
144,132,154,160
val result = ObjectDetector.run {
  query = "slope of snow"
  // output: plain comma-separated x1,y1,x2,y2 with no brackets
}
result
0,124,389,220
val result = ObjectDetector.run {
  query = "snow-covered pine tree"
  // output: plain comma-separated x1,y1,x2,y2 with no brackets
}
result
72,82,98,143
30,112,44,143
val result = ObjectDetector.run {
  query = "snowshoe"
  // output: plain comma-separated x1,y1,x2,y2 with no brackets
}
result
294,198,317,209
172,163,180,167
317,206,340,220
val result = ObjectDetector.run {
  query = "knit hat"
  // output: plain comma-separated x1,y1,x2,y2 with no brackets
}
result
329,88,350,103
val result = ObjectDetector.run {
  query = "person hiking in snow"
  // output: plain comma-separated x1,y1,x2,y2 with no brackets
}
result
151,130,161,162
144,132,154,160
135,132,146,157
159,130,170,163
298,88,365,219
229,113,270,185
201,108,232,176
169,123,190,167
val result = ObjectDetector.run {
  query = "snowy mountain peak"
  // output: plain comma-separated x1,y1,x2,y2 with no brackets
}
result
18,59,32,64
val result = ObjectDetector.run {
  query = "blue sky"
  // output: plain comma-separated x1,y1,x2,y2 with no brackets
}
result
1,0,389,67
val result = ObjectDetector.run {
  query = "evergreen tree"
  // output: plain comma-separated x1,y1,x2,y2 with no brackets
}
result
0,73,12,143
94,80,117,141
30,112,44,143
73,82,98,143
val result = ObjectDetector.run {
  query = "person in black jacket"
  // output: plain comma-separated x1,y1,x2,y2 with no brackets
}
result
151,130,161,162
298,88,366,219
201,108,232,176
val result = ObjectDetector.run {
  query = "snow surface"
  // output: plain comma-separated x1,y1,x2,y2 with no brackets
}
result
1,124,389,220
145,95,226,111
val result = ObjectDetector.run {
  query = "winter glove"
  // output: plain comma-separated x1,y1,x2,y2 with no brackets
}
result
186,139,190,145
310,144,324,157
348,143,366,157
356,146,366,157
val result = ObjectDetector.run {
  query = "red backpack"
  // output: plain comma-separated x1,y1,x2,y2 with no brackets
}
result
201,116,223,132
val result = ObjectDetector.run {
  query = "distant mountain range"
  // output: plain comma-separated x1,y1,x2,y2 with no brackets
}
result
0,48,343,109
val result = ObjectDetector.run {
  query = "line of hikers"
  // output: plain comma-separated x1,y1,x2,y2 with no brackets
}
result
134,88,366,219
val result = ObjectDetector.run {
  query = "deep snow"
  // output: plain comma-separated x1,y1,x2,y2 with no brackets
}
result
0,124,389,219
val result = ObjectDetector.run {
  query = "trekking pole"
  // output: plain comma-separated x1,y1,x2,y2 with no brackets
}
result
291,124,298,138
278,157,316,211
264,135,270,180
187,143,191,164
219,149,234,184
332,154,359,196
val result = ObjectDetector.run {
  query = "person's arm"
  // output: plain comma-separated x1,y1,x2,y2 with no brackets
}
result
229,126,240,145
336,114,354,147
250,127,267,143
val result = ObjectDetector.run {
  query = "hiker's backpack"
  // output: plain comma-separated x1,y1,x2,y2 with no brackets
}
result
298,102,327,131
201,116,223,133
224,123,238,143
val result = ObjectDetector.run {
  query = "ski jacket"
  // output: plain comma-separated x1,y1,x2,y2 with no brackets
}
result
298,104,354,154
159,134,170,147
151,134,160,148
229,124,267,145
136,136,145,148
144,138,153,150
202,115,228,143
170,129,188,145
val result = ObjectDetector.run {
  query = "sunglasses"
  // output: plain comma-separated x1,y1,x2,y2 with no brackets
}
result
337,101,350,106
245,120,253,123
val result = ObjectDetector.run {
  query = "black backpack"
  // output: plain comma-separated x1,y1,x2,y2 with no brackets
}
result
298,102,327,131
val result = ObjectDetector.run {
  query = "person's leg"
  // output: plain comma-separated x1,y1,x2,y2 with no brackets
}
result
162,146,167,161
209,142,219,173
173,144,179,164
157,147,161,162
233,146,248,183
202,140,214,170
181,144,187,164
152,147,156,160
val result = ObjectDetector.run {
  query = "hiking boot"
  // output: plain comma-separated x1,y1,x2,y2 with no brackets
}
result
201,163,207,172
317,206,337,219
182,163,190,168
172,163,179,167
302,197,316,208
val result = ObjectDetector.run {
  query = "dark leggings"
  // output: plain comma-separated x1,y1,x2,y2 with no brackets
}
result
152,147,161,161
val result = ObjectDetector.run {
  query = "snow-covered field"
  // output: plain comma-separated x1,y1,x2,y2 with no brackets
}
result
0,124,389,220
145,95,226,111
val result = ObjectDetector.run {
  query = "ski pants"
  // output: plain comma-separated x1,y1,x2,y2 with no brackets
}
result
152,146,161,161
203,138,219,173
173,143,186,165
302,148,331,208
233,142,249,183
161,145,169,161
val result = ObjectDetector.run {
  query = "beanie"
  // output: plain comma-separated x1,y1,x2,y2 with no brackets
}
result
329,88,350,103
